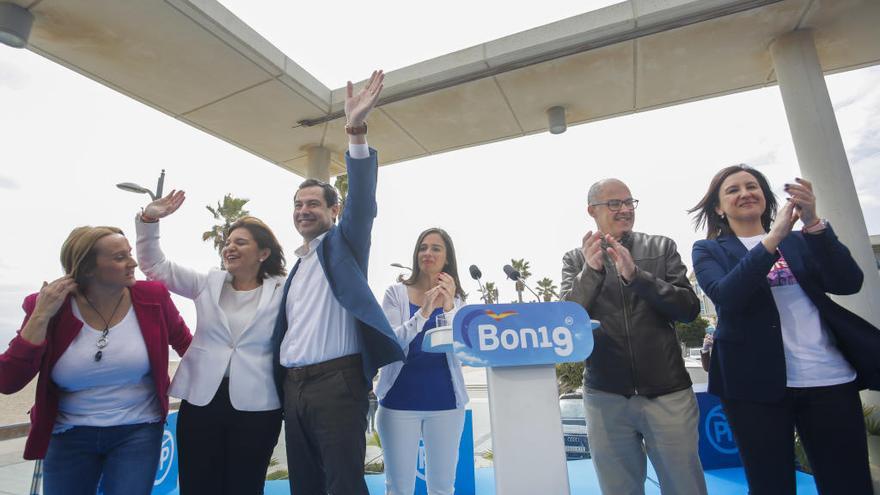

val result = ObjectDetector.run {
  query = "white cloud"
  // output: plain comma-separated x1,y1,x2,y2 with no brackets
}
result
0,176,18,190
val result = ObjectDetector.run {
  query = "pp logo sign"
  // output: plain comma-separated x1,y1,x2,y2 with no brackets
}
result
154,429,175,485
152,412,180,493
704,405,737,455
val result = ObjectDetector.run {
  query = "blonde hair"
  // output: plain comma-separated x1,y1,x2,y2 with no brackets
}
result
60,226,125,287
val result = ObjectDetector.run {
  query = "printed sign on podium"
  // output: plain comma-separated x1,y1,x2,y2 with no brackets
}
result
423,302,596,366
423,301,597,495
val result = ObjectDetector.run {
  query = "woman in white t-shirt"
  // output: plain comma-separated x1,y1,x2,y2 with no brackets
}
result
0,226,191,495
136,191,287,495
689,165,876,494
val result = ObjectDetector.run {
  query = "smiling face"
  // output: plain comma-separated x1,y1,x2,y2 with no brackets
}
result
715,170,767,225
222,227,270,277
417,233,448,276
588,180,635,239
88,234,138,288
293,186,339,241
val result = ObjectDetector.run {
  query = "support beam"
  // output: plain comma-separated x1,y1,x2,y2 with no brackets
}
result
306,146,331,182
770,30,880,328
771,30,880,418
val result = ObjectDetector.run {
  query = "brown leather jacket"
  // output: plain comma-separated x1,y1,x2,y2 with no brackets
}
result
561,231,700,397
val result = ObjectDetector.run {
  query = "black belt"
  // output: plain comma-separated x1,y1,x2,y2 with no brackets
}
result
285,353,362,381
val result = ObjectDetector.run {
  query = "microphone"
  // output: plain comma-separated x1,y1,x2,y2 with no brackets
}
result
503,265,520,281
502,264,540,301
470,265,488,303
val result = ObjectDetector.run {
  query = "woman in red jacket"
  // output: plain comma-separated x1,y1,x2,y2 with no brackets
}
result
0,225,191,495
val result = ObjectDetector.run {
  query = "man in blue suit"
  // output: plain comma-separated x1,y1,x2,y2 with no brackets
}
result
272,70,405,495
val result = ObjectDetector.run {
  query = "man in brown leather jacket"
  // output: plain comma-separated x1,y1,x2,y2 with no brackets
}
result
561,178,707,495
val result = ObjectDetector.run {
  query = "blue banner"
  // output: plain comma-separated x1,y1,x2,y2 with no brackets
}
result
450,302,595,367
153,412,179,494
694,386,741,470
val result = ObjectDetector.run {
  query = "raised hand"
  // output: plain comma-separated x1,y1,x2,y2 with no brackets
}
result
784,177,818,227
345,70,384,127
143,190,186,221
21,276,77,344
604,235,636,281
581,231,605,272
436,272,456,312
762,199,799,253
33,276,77,319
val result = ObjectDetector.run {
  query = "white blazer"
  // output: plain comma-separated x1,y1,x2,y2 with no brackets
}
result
135,218,283,411
375,283,468,409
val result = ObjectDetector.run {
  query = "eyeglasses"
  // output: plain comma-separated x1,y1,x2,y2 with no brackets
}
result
590,198,639,211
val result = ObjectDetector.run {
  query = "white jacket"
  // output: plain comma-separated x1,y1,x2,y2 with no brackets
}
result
135,218,283,411
374,283,468,409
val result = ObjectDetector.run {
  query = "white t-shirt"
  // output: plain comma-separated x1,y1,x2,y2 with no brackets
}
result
738,234,856,387
51,301,162,432
219,281,262,343
219,280,262,376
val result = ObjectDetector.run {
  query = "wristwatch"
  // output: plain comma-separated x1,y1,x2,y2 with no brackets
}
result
345,122,368,135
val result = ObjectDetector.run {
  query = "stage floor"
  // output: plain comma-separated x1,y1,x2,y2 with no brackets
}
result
260,458,819,494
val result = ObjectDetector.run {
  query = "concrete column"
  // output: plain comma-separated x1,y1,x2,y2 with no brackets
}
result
306,146,331,182
771,30,880,411
770,30,880,327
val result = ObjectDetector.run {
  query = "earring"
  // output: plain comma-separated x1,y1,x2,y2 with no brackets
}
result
259,258,264,263
720,213,726,220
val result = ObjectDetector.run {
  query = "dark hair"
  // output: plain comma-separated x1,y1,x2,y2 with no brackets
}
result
295,179,339,208
225,216,286,279
402,228,466,300
689,164,777,240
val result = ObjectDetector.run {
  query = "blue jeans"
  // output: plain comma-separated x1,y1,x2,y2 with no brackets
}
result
43,422,164,495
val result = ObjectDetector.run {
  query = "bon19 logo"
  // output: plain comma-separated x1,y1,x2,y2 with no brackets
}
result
451,302,596,368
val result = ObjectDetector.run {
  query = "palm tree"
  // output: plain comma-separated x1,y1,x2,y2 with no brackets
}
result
510,258,532,303
478,281,499,304
202,194,250,266
536,277,558,302
334,174,348,217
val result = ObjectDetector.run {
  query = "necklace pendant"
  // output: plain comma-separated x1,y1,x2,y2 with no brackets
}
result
94,350,103,362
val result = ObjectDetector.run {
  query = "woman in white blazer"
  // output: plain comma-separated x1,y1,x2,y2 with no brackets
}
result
375,228,469,495
135,191,285,495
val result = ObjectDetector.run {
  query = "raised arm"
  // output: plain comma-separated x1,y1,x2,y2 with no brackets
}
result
159,287,192,357
0,284,73,394
692,240,777,313
338,71,384,260
136,190,207,299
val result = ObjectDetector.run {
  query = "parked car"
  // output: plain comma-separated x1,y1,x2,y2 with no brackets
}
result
559,391,590,459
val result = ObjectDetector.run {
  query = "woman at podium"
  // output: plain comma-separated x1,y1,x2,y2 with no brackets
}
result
375,228,469,494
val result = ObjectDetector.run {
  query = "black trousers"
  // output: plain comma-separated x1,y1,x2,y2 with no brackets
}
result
176,378,283,495
721,380,872,495
283,354,369,495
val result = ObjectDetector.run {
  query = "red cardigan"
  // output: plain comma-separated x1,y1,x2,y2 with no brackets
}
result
0,281,191,459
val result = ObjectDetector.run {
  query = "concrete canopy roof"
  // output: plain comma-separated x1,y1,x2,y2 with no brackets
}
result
13,0,880,176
